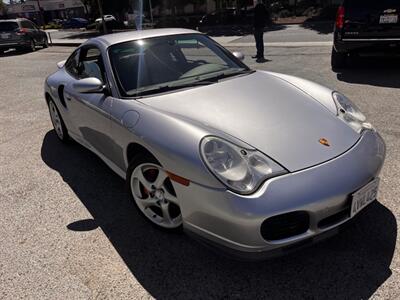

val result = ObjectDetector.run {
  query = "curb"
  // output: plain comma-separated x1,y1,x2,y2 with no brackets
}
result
51,42,83,47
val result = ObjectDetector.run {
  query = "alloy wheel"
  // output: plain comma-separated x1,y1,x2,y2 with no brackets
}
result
49,101,64,140
130,163,182,229
30,40,36,52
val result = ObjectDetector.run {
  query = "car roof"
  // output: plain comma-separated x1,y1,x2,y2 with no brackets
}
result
92,28,201,48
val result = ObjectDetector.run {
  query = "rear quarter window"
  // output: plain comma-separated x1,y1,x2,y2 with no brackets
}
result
0,22,19,32
65,50,81,78
21,21,35,29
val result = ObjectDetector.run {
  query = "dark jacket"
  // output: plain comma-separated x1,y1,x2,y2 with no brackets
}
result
254,3,268,28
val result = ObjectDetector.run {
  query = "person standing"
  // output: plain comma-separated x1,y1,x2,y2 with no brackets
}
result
253,0,268,62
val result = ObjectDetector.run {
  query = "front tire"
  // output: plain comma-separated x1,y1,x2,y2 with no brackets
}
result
48,99,69,142
331,47,347,70
127,153,183,231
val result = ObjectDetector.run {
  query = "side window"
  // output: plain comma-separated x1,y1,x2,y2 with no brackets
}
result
65,50,81,78
78,47,105,82
21,21,34,29
178,38,227,66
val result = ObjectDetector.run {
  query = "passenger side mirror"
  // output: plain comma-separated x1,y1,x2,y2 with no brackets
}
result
73,77,105,94
232,51,245,61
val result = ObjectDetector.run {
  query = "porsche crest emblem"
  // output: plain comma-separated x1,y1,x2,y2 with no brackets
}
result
319,138,330,147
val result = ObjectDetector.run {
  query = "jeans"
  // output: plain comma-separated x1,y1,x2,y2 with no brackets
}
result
254,27,264,58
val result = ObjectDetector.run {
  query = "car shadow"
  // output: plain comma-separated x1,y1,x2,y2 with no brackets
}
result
336,55,400,88
301,21,334,34
41,130,397,299
0,49,26,57
0,47,46,57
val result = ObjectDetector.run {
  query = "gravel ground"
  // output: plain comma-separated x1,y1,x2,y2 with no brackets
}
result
0,46,399,299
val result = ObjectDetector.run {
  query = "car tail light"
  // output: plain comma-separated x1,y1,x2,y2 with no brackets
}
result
336,6,345,29
16,28,28,35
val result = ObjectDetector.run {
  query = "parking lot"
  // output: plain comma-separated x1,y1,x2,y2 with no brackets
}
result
0,45,399,299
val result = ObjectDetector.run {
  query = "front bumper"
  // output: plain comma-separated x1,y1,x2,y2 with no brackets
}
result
177,130,386,259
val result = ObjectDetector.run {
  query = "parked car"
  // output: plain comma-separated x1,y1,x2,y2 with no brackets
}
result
95,15,116,23
62,18,89,29
0,18,48,52
199,8,238,27
198,8,255,28
332,0,400,69
52,18,65,26
45,29,385,259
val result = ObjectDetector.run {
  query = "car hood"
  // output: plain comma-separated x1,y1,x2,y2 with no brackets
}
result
141,71,360,172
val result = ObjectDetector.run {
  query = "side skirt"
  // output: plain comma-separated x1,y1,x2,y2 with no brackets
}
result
69,132,127,180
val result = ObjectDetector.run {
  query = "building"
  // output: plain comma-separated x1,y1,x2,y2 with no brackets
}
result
6,0,86,23
152,0,254,16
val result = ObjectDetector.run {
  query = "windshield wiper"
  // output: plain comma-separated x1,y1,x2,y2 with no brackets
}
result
201,69,255,82
131,69,254,97
132,80,215,97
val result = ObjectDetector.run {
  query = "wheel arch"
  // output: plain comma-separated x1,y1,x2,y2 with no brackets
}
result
126,142,159,166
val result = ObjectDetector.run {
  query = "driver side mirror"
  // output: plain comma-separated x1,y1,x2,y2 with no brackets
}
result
73,77,105,94
232,51,245,61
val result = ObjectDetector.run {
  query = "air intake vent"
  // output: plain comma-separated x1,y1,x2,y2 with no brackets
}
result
261,211,310,241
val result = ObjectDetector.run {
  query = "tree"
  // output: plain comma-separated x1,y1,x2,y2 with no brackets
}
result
0,0,8,17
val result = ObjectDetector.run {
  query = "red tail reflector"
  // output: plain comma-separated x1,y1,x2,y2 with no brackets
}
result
336,6,345,29
16,28,28,35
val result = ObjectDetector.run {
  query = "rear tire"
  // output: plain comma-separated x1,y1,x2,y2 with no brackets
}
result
331,47,347,70
48,99,69,143
27,39,36,52
43,38,49,48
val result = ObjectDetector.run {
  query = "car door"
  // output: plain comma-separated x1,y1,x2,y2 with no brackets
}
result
63,45,114,159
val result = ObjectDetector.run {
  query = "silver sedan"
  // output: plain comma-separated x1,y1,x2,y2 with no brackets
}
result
44,28,386,259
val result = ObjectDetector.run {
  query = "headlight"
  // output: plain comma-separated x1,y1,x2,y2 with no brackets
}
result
200,136,287,194
332,92,373,133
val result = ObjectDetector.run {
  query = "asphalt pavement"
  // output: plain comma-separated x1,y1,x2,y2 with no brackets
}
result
0,45,399,299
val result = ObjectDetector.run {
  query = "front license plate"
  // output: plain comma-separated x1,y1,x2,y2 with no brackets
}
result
380,15,398,24
351,178,380,218
0,33,10,39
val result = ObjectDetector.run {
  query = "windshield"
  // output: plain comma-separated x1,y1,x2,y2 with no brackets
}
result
109,34,249,97
0,22,19,32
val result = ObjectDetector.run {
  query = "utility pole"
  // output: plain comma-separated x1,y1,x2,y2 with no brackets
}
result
36,0,45,29
96,0,107,34
149,0,153,24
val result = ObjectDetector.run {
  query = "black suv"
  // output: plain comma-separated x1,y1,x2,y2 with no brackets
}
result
0,18,48,53
332,0,400,69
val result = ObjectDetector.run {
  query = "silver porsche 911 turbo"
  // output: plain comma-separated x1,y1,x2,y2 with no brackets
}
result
45,28,386,259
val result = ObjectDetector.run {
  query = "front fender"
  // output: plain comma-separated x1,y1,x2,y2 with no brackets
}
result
264,71,338,115
110,98,225,189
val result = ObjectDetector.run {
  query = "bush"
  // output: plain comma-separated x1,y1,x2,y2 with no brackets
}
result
278,9,293,18
302,6,317,17
45,23,62,30
319,5,339,20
